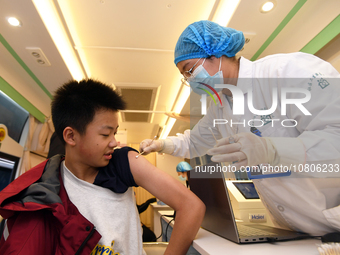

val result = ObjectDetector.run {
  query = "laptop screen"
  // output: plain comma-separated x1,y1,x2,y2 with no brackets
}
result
188,166,240,243
0,151,20,191
233,182,260,199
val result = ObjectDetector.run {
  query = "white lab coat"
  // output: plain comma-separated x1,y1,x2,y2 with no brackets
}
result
168,52,340,235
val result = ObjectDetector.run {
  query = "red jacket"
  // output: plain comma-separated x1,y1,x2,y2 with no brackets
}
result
0,155,101,254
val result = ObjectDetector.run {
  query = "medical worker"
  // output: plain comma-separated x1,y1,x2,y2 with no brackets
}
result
140,20,340,236
176,161,192,188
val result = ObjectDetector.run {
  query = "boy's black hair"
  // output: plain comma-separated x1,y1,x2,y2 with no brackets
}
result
51,79,126,143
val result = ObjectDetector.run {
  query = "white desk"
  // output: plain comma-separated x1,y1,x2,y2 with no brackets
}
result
159,211,322,255
151,202,172,241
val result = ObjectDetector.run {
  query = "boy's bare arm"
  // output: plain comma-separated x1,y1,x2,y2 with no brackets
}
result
128,151,205,255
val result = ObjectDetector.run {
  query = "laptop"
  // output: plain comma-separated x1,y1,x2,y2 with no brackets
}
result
188,163,309,243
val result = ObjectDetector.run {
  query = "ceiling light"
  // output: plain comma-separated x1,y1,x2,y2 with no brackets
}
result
159,79,192,139
7,17,21,27
261,1,275,13
212,0,241,27
181,78,190,87
173,85,191,114
32,0,85,81
159,118,176,140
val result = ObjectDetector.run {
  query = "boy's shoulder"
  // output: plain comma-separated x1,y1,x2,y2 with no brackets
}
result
110,146,139,169
112,146,138,157
94,146,139,193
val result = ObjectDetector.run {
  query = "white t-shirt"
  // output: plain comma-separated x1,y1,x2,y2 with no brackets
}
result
61,161,145,255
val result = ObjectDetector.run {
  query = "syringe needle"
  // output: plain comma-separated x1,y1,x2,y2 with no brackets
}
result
208,127,218,143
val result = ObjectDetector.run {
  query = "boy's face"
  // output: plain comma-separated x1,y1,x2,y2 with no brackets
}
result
76,109,119,168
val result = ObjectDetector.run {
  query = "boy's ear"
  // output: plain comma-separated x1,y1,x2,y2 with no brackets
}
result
63,127,76,146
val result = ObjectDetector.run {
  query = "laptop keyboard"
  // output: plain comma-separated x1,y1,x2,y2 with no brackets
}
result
237,224,278,237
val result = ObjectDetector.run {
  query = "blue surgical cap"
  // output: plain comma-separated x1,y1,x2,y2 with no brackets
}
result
176,161,192,172
174,20,245,65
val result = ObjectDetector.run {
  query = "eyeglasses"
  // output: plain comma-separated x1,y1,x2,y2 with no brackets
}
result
183,58,203,81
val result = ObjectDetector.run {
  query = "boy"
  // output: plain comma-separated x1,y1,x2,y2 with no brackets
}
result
0,79,205,254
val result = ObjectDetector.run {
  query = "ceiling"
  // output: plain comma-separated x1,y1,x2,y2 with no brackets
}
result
0,0,339,145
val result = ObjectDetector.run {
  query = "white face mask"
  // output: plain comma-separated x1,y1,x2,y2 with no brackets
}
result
188,58,224,95
178,175,187,181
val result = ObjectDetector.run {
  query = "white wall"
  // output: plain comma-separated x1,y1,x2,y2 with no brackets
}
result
156,153,186,185
30,153,46,168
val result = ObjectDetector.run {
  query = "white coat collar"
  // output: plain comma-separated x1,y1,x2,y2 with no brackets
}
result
236,57,252,94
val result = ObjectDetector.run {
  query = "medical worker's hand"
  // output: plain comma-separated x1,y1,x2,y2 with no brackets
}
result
207,132,276,168
139,139,165,155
